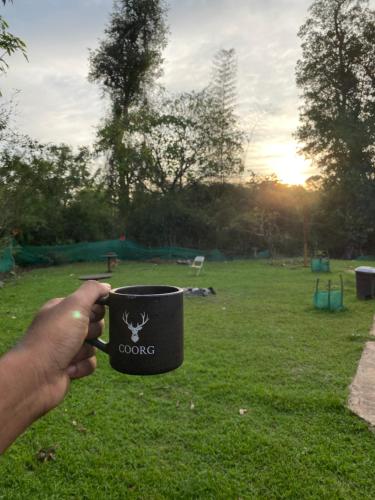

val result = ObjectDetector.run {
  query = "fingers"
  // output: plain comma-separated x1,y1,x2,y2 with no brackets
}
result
70,281,111,312
87,319,105,340
70,343,96,364
89,304,105,323
67,356,97,379
40,299,105,327
65,320,103,367
38,283,108,323
67,324,103,378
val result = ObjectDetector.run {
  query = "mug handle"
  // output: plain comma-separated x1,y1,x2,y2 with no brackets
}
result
85,294,110,354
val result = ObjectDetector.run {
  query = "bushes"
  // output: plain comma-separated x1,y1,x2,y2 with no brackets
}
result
126,182,305,255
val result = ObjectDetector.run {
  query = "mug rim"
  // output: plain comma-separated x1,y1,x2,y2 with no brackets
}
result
110,285,183,297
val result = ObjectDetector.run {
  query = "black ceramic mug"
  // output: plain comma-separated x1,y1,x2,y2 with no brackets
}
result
87,285,184,375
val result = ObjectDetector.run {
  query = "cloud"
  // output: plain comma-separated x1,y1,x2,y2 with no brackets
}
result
2,60,104,146
1,0,349,180
161,0,314,178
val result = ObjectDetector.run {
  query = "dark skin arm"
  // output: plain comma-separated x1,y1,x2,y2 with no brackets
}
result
0,280,110,453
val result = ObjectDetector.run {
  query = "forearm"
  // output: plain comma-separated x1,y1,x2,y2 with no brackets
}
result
0,347,51,454
0,281,108,453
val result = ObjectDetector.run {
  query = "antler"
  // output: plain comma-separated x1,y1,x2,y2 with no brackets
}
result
136,312,149,328
122,312,133,328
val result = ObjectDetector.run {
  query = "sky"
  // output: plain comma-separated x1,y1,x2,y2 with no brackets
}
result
0,0,347,184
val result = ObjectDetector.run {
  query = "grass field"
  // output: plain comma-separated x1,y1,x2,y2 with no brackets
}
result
1,259,375,499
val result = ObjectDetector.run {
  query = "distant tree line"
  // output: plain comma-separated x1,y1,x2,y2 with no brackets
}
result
0,0,374,259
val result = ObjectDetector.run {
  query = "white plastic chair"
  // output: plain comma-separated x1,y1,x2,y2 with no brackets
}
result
191,256,205,276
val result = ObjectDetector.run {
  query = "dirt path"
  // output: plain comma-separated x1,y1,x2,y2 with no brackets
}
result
348,315,375,425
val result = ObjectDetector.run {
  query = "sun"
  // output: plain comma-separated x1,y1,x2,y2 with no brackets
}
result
264,142,311,185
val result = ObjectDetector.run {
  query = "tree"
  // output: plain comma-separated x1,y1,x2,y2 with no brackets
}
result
89,0,167,114
127,90,232,192
0,0,27,79
296,0,375,256
88,0,168,222
0,0,27,244
123,88,245,193
0,0,26,153
208,48,244,181
63,188,118,243
0,140,93,244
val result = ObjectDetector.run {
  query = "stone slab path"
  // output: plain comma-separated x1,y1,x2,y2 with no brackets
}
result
348,315,375,425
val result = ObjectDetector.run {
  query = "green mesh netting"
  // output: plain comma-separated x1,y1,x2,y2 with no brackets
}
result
357,255,375,261
257,250,271,259
313,290,343,311
313,277,344,311
14,239,226,267
0,246,14,273
311,257,330,273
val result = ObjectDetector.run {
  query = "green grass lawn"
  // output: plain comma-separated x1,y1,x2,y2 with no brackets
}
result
1,259,375,499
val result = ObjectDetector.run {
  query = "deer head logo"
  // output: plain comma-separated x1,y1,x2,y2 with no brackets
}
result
122,312,149,343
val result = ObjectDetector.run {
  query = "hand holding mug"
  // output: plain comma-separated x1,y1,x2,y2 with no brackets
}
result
20,280,111,409
0,281,183,453
0,280,110,453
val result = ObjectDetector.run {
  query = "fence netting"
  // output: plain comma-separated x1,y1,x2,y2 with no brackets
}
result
0,239,229,271
0,246,15,273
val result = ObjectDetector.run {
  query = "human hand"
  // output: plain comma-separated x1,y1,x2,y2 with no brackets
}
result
18,280,110,413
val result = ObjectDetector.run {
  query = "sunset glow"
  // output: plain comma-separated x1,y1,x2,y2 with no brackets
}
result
263,142,312,185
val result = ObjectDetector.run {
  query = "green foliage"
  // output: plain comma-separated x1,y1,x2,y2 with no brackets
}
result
0,17,26,73
126,180,311,256
1,260,375,497
89,3,244,227
296,0,375,175
95,112,144,219
89,0,168,219
0,0,27,89
63,189,119,243
127,189,213,248
88,0,167,111
296,0,375,256
125,90,243,192
0,141,94,244
0,128,370,257
0,128,317,255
